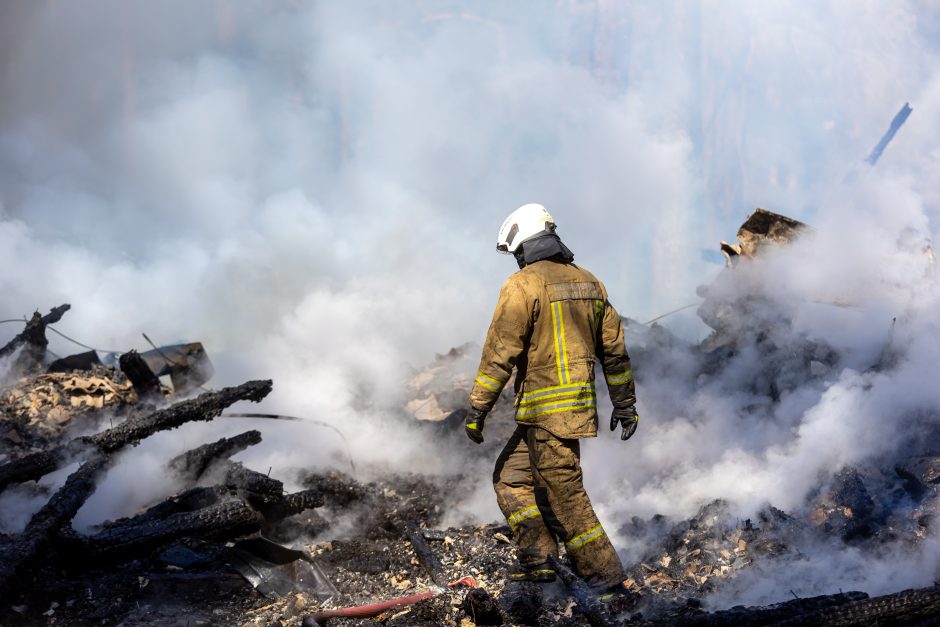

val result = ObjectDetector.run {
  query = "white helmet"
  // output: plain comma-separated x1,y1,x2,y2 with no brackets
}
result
496,203,556,254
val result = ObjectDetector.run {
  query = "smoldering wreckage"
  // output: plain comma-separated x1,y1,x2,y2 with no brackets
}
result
1,210,940,627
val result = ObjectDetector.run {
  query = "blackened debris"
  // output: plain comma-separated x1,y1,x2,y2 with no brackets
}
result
670,590,869,626
498,581,544,625
404,520,448,586
0,454,108,599
77,498,266,563
87,379,272,452
139,342,214,395
462,586,502,624
0,304,71,372
168,429,263,481
47,349,102,373
119,349,163,400
0,379,272,492
718,209,807,266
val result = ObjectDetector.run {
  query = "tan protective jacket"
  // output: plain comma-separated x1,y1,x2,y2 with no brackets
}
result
470,259,636,439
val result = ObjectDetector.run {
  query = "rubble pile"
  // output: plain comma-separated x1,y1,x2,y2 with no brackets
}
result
618,456,940,607
718,208,807,264
404,344,519,450
3,209,940,625
1,368,136,442
404,345,476,423
621,501,789,598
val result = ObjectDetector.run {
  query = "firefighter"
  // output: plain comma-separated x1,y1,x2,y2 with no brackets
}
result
465,203,638,595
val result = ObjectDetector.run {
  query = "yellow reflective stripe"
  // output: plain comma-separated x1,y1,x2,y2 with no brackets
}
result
518,398,596,415
551,302,563,384
516,398,597,418
475,371,505,392
592,299,604,336
520,383,593,404
566,524,605,551
522,382,592,399
518,389,585,406
519,389,596,409
466,422,481,430
517,404,597,420
551,301,570,385
507,505,541,530
558,304,569,382
517,381,596,417
605,370,633,386
518,404,596,419
475,377,500,392
477,371,502,386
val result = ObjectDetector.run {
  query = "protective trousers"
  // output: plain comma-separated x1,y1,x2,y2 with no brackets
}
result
493,425,625,589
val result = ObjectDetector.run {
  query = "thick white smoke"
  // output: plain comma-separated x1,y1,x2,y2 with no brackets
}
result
2,0,940,608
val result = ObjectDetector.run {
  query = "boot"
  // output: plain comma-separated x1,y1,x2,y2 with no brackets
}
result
508,562,556,583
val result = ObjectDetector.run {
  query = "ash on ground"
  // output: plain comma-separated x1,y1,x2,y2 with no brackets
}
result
3,210,940,625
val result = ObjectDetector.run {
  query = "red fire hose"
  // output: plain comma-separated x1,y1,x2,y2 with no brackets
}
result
302,576,476,626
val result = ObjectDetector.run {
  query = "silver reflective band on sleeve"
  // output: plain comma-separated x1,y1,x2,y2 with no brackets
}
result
605,370,633,386
475,371,505,392
565,524,606,551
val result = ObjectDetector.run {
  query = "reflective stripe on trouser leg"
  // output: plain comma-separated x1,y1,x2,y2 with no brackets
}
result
526,427,626,589
492,426,558,568
565,524,606,551
507,505,541,531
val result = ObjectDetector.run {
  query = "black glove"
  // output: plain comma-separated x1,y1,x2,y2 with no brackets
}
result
465,407,488,444
610,405,638,441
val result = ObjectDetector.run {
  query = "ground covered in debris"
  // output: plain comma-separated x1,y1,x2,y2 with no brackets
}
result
3,210,940,625
4,399,940,627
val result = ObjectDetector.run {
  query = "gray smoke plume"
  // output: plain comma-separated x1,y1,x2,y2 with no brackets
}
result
2,0,940,608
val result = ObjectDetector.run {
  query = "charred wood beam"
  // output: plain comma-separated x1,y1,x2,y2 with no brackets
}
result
0,454,107,600
96,482,322,540
47,350,101,373
96,486,227,531
78,498,265,563
76,488,324,564
403,520,448,587
86,379,272,452
97,453,286,536
218,461,288,517
263,489,325,523
546,555,612,627
168,430,263,481
0,380,273,493
118,350,162,400
221,461,283,496
0,447,83,495
40,304,71,325
671,586,940,626
787,586,940,626
96,459,315,538
0,304,71,363
301,471,368,507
